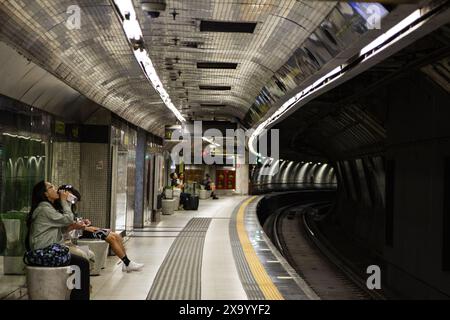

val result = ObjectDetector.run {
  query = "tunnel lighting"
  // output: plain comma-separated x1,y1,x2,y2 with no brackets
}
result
113,0,185,123
248,6,430,158
360,9,421,58
277,276,294,280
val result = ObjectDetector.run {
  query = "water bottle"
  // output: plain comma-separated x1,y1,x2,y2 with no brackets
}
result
75,217,84,238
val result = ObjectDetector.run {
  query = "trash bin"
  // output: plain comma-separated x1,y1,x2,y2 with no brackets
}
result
199,190,211,200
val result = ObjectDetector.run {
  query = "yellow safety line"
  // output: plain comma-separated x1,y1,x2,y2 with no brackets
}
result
236,196,284,300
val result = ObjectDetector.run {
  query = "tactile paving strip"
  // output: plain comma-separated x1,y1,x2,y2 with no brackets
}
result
229,198,266,300
146,218,211,300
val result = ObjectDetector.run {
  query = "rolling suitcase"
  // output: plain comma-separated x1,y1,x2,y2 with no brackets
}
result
180,193,190,207
184,194,199,210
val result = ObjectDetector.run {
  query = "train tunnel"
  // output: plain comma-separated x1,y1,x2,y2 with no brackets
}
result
0,0,449,303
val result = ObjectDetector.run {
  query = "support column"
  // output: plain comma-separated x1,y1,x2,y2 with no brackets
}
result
134,128,146,228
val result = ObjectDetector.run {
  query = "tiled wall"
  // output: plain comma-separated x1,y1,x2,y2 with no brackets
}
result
79,143,110,228
51,142,81,189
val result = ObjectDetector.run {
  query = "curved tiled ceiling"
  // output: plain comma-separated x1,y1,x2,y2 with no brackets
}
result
0,0,175,136
274,24,450,162
135,0,337,121
0,0,427,137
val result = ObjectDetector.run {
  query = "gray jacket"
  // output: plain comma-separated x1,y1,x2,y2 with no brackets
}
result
29,201,74,250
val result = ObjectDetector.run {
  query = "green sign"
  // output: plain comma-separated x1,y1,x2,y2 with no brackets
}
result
55,120,65,135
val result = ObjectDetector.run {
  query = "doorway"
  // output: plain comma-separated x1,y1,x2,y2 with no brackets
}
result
111,146,128,233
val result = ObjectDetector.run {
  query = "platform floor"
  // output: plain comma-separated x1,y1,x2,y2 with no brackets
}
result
1,195,311,300
91,196,249,300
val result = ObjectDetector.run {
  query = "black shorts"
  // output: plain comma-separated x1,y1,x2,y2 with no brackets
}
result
81,229,111,241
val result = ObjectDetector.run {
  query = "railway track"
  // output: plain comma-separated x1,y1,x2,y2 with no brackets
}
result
263,201,380,300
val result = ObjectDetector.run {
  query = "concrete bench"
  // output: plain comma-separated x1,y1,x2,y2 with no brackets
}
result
77,239,109,275
199,189,211,200
162,199,176,215
26,266,72,300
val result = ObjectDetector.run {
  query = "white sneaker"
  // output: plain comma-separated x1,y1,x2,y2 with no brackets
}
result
122,261,144,272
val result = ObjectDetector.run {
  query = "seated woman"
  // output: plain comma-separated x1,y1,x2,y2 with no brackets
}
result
26,181,90,300
56,185,144,273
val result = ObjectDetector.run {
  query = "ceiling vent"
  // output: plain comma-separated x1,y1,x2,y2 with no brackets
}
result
182,41,202,49
199,85,232,91
200,20,257,33
141,1,166,18
197,62,238,69
200,103,227,108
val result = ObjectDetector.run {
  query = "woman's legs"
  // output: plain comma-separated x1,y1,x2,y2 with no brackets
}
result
69,254,90,300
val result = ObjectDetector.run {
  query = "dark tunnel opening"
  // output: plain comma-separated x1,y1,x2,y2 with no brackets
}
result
252,24,450,299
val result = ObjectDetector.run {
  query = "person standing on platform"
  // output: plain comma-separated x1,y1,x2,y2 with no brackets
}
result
202,174,218,199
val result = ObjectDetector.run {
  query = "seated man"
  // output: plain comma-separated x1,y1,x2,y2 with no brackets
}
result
56,185,144,272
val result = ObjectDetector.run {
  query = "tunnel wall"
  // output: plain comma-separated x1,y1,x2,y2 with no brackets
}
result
332,72,450,298
256,190,336,227
251,159,337,194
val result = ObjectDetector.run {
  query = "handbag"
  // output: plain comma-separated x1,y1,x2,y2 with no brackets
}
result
23,243,71,267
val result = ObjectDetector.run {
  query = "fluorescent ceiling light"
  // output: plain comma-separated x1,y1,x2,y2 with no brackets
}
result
360,9,421,57
202,136,221,147
113,0,185,123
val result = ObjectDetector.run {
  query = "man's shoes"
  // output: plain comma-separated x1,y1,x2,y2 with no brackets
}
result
122,261,144,272
212,196,219,200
